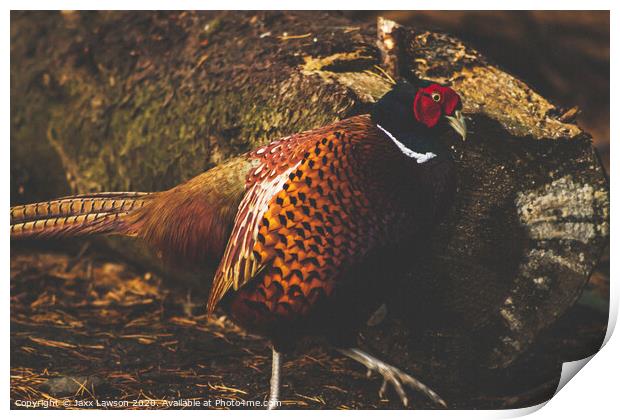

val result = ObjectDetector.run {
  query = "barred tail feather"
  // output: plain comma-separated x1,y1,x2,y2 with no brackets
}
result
10,192,152,240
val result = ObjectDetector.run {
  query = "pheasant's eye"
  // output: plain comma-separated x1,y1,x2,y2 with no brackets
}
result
431,92,441,102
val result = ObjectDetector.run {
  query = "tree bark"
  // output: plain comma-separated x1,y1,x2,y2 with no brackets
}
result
11,10,608,379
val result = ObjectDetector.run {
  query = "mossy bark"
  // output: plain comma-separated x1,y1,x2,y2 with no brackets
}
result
11,10,608,382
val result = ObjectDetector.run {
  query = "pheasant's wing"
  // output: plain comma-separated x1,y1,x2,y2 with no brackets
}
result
207,115,412,313
207,126,318,311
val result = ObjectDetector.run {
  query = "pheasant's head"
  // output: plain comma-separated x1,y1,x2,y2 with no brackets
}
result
413,83,467,140
371,80,467,163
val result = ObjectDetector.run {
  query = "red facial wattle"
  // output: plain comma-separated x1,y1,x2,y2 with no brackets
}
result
413,84,462,128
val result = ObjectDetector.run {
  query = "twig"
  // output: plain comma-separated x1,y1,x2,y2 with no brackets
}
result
279,32,312,41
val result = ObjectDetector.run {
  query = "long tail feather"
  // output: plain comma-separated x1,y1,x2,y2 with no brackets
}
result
10,192,152,240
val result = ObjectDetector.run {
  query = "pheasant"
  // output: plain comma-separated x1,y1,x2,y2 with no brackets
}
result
11,79,467,409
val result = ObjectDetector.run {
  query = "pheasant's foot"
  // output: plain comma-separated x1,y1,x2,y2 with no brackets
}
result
338,347,446,408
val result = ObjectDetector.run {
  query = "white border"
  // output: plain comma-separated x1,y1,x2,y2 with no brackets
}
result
3,4,616,419
2,1,617,10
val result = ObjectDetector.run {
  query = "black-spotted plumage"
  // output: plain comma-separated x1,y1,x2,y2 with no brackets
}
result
219,115,456,352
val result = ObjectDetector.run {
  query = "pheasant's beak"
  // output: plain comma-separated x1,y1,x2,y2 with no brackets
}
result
445,110,467,141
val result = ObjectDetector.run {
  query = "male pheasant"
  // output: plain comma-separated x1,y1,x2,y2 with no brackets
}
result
11,80,467,408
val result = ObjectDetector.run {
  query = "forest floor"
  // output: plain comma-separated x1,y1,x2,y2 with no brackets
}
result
10,243,608,410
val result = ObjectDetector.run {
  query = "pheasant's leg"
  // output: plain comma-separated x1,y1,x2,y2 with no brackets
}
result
267,348,281,410
337,347,446,408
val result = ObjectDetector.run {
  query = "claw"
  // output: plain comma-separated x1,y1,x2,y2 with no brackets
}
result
391,376,408,407
378,379,388,399
338,347,447,408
